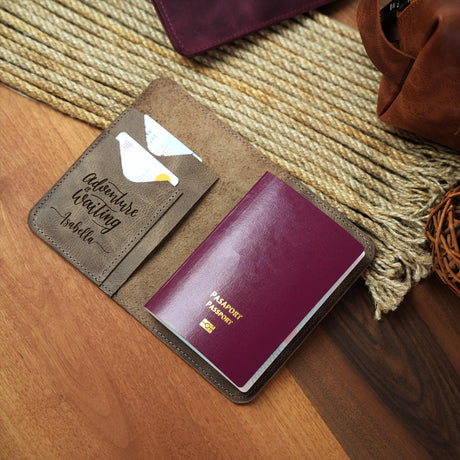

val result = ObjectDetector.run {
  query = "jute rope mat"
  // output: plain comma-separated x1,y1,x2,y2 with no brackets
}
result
1,0,458,318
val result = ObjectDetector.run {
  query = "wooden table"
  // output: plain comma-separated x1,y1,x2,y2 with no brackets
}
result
1,1,459,458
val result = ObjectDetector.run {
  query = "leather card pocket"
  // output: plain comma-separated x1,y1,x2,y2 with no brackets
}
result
29,106,218,295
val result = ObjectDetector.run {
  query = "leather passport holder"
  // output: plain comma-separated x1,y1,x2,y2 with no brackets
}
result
151,0,336,57
29,78,374,403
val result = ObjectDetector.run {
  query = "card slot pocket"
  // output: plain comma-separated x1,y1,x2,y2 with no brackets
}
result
29,131,182,287
29,106,218,293
100,152,218,296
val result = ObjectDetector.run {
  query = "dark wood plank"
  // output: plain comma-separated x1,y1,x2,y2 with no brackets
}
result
288,277,460,459
290,5,460,455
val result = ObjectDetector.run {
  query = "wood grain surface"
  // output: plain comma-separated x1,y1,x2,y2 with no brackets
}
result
1,1,459,458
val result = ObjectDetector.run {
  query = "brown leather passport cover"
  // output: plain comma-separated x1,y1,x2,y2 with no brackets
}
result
29,78,374,403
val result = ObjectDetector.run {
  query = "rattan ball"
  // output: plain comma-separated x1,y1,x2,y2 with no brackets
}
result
425,184,460,297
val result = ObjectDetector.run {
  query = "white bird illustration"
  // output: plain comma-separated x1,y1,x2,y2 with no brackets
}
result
116,132,179,185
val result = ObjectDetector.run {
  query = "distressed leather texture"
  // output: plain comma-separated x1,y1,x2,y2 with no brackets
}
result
29,79,374,403
151,0,335,57
357,0,460,150
29,101,218,295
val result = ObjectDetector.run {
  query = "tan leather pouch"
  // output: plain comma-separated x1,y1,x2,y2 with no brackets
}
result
357,0,460,150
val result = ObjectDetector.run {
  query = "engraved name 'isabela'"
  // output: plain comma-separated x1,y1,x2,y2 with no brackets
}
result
57,210,95,242
206,291,243,326
51,207,109,253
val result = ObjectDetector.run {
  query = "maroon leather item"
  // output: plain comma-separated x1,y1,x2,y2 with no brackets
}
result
357,0,460,150
151,0,336,57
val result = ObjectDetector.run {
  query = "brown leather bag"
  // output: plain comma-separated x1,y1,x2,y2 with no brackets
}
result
357,0,460,151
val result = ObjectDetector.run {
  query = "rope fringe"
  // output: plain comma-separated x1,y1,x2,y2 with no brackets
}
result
1,0,458,317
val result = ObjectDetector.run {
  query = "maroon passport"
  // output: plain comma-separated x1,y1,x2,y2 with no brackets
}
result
145,172,366,392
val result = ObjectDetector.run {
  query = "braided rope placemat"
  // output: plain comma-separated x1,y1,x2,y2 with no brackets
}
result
1,0,458,318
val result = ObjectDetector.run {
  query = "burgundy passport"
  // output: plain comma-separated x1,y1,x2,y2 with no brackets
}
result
145,172,366,392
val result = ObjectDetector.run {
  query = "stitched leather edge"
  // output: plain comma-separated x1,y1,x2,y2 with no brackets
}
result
28,106,182,285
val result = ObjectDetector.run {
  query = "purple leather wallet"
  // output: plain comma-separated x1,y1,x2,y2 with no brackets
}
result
151,0,336,57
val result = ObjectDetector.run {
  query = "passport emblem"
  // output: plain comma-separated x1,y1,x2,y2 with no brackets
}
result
199,318,215,334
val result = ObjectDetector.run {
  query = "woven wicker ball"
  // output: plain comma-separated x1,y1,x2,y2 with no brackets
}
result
425,184,460,297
